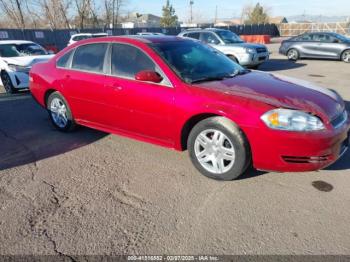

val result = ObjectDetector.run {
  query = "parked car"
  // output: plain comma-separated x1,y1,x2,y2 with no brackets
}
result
137,32,165,36
68,33,108,46
178,28,269,68
30,36,349,180
0,40,54,94
279,32,350,63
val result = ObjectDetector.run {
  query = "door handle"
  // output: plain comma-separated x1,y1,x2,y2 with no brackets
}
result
105,83,123,91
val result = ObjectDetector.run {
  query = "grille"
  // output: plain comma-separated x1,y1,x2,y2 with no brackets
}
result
331,110,348,129
256,47,267,53
282,155,330,164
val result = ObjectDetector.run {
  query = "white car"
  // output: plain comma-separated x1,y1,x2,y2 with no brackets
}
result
68,33,108,46
136,32,165,36
0,40,54,93
178,28,269,68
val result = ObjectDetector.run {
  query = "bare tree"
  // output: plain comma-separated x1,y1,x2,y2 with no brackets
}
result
104,0,126,28
74,0,91,29
0,0,27,28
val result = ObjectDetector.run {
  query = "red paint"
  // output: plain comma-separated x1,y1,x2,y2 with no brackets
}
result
135,70,163,83
29,36,350,173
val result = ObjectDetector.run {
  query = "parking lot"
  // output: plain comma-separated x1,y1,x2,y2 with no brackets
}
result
1,43,350,256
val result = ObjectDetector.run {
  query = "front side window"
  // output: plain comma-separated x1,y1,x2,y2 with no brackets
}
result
216,30,244,44
150,40,244,83
312,34,332,42
111,43,156,78
71,43,107,73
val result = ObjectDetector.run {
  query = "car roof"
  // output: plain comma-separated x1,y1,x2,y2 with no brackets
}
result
0,40,35,45
74,35,189,45
181,28,227,33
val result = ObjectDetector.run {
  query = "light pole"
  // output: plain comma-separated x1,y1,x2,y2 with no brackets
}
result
189,1,194,24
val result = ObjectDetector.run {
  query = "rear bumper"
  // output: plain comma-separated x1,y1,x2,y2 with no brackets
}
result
244,117,350,172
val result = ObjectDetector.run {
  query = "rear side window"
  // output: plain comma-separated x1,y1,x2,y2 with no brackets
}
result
72,43,107,73
201,32,220,44
111,43,156,78
185,32,200,40
56,50,73,68
296,34,312,41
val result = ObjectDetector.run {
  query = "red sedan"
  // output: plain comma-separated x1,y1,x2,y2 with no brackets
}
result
29,36,350,180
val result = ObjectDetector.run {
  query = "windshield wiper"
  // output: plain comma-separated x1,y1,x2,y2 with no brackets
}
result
190,76,226,84
190,70,251,84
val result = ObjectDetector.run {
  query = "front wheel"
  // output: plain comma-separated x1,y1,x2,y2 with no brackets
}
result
47,92,77,132
1,72,17,94
188,117,251,180
341,50,350,63
287,48,299,61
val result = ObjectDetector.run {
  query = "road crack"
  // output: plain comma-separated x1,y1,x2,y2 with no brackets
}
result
43,229,77,262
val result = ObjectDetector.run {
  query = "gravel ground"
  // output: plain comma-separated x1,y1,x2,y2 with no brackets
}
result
0,43,350,257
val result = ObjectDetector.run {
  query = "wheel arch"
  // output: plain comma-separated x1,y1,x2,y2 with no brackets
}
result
44,89,58,107
340,49,350,61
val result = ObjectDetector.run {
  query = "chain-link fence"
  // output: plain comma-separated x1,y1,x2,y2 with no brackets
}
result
279,22,350,37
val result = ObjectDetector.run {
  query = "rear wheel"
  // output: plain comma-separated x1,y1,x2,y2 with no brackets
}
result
341,50,350,63
47,92,77,132
188,117,251,181
287,48,299,61
1,72,17,94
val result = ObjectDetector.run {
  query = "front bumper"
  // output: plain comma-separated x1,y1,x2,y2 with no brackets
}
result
244,116,350,172
239,52,269,66
7,70,30,89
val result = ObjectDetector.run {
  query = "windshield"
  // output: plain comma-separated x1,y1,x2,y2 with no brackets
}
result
0,43,47,57
216,30,244,44
149,40,244,83
332,33,350,42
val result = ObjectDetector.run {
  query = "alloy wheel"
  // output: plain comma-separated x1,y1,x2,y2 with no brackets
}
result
194,129,236,174
288,49,298,60
50,97,68,128
342,51,350,63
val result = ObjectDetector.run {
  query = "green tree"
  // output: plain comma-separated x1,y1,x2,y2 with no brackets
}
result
244,3,269,25
160,0,178,27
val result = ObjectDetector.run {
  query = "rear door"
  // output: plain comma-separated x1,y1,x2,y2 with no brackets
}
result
295,33,318,56
60,43,116,127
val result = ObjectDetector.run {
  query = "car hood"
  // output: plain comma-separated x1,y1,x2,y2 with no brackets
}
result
194,71,344,121
2,55,54,67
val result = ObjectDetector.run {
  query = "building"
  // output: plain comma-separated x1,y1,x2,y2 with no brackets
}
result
268,16,288,24
121,13,161,28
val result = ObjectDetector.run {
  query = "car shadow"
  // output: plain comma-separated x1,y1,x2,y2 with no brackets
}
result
0,93,108,171
259,58,306,71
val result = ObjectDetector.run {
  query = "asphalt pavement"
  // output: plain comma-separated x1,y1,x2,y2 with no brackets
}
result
1,44,350,257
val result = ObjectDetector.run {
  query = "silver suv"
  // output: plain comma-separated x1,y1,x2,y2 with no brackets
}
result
178,28,269,68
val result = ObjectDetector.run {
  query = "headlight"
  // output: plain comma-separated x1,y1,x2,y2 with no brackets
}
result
8,64,28,72
245,48,256,54
261,109,325,131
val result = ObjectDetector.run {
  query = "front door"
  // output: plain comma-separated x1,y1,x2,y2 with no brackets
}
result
104,43,176,144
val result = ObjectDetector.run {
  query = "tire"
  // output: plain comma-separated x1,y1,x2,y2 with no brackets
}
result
227,55,239,64
47,91,77,132
1,72,17,94
341,50,350,63
187,116,251,181
287,48,299,61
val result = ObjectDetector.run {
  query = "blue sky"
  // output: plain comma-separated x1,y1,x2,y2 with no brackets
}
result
128,0,350,21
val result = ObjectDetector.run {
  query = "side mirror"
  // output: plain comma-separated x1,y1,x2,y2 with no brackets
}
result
333,39,340,43
135,70,163,83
